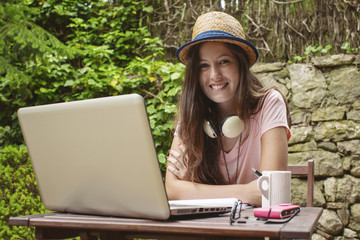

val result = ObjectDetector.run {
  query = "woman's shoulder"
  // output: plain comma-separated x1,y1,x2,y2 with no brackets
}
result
266,89,284,101
255,89,287,116
261,89,286,108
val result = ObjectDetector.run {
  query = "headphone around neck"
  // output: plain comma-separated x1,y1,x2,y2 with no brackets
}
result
203,115,244,139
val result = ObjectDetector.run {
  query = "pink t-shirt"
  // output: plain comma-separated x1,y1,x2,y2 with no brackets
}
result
174,90,290,184
219,90,290,184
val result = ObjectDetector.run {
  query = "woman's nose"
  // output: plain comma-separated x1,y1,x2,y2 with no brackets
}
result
210,65,222,81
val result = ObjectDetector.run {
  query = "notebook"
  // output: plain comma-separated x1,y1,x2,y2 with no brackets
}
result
17,93,238,220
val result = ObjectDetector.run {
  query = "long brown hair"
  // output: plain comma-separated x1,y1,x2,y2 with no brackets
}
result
175,42,291,184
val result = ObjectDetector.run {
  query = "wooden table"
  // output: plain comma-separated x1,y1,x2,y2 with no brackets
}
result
9,207,322,240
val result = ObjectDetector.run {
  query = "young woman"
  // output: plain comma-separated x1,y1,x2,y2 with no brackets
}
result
165,11,291,206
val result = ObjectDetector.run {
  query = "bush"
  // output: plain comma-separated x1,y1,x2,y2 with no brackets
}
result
0,145,48,239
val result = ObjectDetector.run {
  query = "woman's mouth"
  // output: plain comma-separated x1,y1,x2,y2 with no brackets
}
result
211,83,228,90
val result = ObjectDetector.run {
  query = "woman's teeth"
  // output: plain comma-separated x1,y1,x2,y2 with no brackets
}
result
211,83,228,90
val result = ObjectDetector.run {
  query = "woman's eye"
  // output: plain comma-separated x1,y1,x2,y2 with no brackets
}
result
199,63,208,68
220,59,230,64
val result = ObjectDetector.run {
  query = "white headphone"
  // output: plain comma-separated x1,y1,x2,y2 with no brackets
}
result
203,115,244,139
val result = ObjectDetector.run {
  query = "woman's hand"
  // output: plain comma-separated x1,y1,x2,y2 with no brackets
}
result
243,180,262,206
166,144,191,181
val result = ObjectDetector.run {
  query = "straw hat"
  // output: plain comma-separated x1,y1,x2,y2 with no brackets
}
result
176,11,258,66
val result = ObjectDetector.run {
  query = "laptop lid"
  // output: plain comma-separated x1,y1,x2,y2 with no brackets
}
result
18,94,238,220
18,94,171,220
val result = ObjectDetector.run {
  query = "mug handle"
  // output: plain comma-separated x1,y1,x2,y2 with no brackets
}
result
257,175,270,200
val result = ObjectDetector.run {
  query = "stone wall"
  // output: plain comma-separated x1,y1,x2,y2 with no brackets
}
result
252,54,360,240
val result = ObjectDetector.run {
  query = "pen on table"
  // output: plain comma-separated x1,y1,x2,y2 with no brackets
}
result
252,168,262,177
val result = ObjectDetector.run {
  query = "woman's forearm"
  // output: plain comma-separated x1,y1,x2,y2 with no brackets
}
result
165,175,262,206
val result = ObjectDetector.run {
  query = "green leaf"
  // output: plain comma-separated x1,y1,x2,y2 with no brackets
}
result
143,6,153,13
64,80,74,87
170,72,181,81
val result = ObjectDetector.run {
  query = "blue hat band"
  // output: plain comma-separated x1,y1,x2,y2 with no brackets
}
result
193,30,240,41
176,30,259,64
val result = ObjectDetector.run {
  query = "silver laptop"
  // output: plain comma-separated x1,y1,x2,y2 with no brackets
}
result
18,94,237,220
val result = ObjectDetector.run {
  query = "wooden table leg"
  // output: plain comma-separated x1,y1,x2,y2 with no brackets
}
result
79,231,100,240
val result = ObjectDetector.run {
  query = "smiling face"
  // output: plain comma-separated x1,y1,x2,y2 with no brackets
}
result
198,42,240,109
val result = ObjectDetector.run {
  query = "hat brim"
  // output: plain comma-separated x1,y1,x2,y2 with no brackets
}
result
176,30,259,67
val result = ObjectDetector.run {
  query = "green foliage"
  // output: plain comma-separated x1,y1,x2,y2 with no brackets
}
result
0,0,74,145
123,59,184,170
39,0,162,66
341,42,359,54
290,44,333,63
290,41,359,63
0,0,167,145
0,145,48,239
304,44,333,55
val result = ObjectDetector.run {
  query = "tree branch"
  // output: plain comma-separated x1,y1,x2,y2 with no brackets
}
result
285,21,305,38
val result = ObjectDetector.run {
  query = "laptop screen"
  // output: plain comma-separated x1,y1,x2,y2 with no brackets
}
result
18,94,170,219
